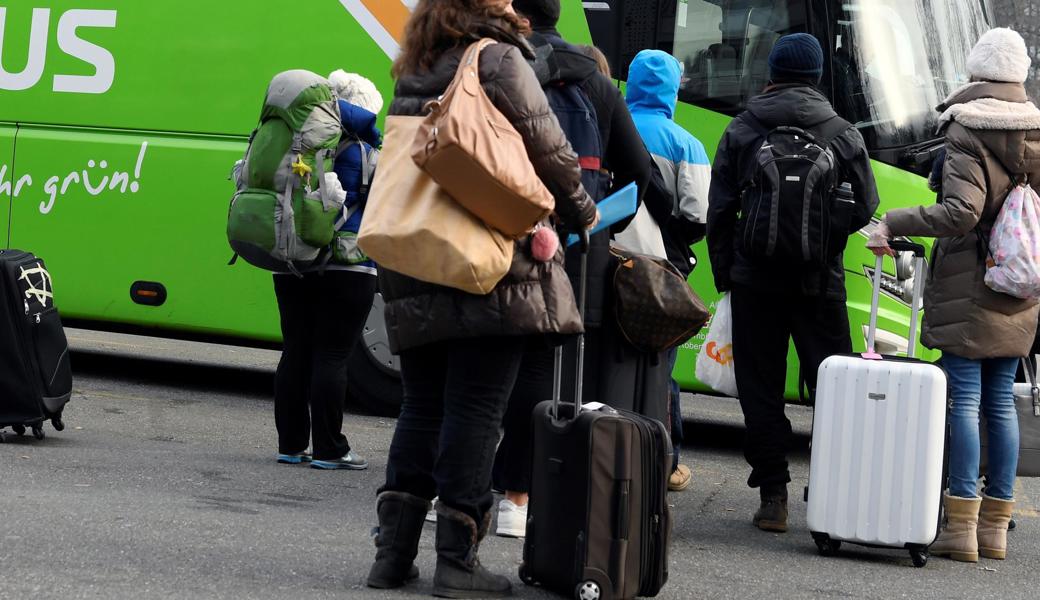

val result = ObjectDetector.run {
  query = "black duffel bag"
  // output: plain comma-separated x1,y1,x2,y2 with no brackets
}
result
610,244,710,353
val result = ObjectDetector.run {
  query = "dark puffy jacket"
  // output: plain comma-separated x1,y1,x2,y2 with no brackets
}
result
886,81,1040,359
706,84,880,300
528,26,651,326
380,29,597,353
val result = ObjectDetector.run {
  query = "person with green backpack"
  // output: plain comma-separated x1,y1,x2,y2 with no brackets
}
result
227,69,382,470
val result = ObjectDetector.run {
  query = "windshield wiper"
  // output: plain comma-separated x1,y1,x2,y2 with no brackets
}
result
899,137,945,172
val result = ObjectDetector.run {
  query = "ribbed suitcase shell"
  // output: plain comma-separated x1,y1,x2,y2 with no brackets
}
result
807,355,947,547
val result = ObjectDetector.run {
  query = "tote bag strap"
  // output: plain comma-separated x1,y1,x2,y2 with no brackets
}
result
428,39,498,113
1026,356,1040,417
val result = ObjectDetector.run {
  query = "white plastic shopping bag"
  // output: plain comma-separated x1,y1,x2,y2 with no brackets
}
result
985,183,1040,299
695,293,738,397
613,202,667,259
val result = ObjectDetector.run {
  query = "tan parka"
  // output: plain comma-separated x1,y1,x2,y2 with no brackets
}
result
886,82,1040,359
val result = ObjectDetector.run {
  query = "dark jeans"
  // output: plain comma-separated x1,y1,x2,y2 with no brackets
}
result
492,342,555,494
731,284,851,489
666,347,683,472
273,271,376,461
381,336,526,524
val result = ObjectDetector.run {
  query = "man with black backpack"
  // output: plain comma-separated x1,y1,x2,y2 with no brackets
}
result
490,0,651,538
706,33,879,533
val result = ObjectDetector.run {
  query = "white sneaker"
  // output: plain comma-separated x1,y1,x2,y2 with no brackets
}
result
495,498,528,538
425,496,438,523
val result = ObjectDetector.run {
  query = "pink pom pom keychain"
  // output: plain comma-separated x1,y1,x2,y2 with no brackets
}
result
530,224,559,262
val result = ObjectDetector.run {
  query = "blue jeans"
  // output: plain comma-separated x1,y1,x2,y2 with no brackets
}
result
942,353,1020,500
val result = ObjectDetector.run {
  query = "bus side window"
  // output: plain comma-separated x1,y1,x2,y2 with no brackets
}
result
666,1,808,115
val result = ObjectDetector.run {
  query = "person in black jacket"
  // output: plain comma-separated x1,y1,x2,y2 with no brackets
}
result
490,0,652,539
706,33,879,533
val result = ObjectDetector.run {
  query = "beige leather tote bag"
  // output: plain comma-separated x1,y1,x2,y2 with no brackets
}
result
412,39,554,238
358,115,513,295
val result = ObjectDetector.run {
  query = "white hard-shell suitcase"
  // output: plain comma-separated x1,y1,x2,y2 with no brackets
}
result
806,242,947,568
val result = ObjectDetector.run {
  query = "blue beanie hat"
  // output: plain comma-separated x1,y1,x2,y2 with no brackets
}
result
768,33,824,83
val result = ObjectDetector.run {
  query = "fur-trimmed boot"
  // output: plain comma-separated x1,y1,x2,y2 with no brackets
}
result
432,502,511,598
366,491,432,589
978,495,1015,560
931,493,982,563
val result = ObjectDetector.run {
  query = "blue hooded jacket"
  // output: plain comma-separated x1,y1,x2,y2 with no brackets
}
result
626,50,710,227
331,99,381,272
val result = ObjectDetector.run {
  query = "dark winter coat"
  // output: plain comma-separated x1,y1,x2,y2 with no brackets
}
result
885,82,1040,359
706,84,880,300
380,28,597,353
528,26,652,326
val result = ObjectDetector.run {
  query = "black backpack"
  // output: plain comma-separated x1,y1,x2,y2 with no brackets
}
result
739,114,850,266
530,33,608,202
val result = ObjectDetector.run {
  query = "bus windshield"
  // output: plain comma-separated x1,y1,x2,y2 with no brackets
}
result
831,0,990,150
667,0,990,151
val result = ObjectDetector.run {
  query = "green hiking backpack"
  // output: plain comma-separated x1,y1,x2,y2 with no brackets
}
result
227,70,343,273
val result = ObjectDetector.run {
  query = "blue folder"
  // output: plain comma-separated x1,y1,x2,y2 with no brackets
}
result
566,181,638,247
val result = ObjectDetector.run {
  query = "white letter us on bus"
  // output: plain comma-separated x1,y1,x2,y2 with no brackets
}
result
0,8,117,94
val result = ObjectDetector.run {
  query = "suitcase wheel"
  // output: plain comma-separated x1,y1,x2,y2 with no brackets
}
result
812,534,841,557
909,548,928,568
12,424,26,437
31,425,45,441
51,416,65,432
575,581,601,600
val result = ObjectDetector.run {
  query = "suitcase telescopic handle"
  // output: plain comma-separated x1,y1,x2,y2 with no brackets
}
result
888,240,926,257
552,231,590,423
866,242,926,358
1023,357,1040,417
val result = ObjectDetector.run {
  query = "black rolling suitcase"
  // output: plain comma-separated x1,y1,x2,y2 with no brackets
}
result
521,235,671,600
0,250,72,441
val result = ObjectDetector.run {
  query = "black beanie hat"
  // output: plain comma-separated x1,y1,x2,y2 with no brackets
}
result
512,0,561,28
768,33,824,84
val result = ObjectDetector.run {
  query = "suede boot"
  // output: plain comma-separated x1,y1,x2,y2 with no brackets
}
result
753,484,788,533
978,495,1015,560
366,491,432,589
931,493,981,563
432,502,511,598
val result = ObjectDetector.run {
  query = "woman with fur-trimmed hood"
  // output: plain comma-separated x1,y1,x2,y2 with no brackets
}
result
868,27,1040,564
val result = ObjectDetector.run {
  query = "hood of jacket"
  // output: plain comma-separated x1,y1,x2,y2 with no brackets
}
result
625,50,681,119
527,28,598,86
338,100,381,147
744,84,838,130
938,81,1040,175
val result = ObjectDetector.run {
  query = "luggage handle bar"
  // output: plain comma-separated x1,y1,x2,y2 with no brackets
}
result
552,231,590,423
866,240,926,359
888,240,926,257
1025,356,1040,417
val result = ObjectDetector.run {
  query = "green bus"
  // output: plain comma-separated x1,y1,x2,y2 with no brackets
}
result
0,0,991,415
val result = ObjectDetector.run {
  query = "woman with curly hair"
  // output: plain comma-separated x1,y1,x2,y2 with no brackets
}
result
365,1,598,597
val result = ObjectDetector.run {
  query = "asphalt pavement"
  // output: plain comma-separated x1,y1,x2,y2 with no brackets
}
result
1,329,1038,599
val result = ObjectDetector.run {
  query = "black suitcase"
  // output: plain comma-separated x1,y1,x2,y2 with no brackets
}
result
561,320,670,426
520,235,671,600
0,249,72,440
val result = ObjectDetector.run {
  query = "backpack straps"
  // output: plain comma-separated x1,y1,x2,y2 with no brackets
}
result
973,156,1025,263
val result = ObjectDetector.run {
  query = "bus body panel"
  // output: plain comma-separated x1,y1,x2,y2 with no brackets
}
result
0,124,15,243
7,125,283,341
0,1,395,136
0,0,943,402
